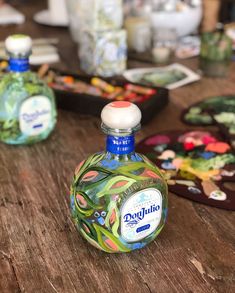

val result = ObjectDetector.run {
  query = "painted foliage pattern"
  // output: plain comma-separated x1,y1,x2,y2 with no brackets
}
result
70,152,168,253
136,130,235,210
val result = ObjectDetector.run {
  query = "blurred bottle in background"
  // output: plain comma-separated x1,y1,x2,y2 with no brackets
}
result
0,35,57,145
124,0,152,52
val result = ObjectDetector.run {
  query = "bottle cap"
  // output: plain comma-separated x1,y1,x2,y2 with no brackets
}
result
5,34,32,56
101,101,142,130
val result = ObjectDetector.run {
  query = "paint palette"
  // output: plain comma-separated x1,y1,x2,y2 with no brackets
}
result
136,130,235,210
182,95,235,149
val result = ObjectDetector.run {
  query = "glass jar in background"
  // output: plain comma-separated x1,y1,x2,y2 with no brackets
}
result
200,31,233,77
124,16,151,52
66,0,81,43
152,27,178,64
124,0,152,53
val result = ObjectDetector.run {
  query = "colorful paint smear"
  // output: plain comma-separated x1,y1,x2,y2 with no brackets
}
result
137,130,235,210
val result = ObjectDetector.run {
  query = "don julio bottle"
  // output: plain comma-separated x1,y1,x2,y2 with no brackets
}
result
0,34,57,144
70,101,168,253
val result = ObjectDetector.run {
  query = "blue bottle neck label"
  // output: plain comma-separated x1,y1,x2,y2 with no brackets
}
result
106,135,135,155
9,57,30,72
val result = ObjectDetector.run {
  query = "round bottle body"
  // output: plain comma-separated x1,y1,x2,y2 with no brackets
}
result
0,71,57,145
70,151,168,253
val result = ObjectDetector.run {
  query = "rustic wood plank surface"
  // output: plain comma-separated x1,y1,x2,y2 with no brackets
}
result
0,1,235,293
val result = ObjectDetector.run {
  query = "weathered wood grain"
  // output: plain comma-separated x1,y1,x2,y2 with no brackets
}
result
0,1,235,293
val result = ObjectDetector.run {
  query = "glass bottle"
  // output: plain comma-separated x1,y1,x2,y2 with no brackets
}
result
0,34,57,145
70,101,168,253
124,0,152,53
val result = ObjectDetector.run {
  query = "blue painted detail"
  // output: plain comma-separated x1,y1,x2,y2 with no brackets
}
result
199,151,215,159
137,193,150,203
33,124,43,129
135,154,143,161
100,159,122,170
70,196,75,213
9,57,29,72
164,207,168,219
131,242,146,250
131,153,143,162
97,217,105,225
136,224,150,233
161,161,176,170
106,135,135,155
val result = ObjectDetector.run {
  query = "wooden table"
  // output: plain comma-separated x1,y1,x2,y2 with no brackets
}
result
1,1,235,293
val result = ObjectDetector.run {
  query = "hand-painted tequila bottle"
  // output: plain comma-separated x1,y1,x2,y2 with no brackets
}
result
70,101,168,253
0,35,57,144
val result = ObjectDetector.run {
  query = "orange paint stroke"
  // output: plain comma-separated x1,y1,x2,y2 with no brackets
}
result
112,180,128,189
76,194,88,208
205,142,230,154
105,239,119,251
82,171,99,182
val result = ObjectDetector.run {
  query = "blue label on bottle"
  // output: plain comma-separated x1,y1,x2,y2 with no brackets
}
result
106,135,135,155
9,58,29,72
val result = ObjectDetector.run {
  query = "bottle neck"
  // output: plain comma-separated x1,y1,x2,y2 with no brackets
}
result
106,134,135,156
9,56,30,73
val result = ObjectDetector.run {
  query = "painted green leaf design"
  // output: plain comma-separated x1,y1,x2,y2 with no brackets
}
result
3,119,17,129
93,223,130,253
97,176,135,198
74,193,97,217
80,228,104,251
114,162,160,180
116,162,155,173
75,193,89,208
75,160,85,176
105,201,120,238
5,102,15,114
81,171,99,182
89,153,106,166
73,191,103,211
74,153,106,183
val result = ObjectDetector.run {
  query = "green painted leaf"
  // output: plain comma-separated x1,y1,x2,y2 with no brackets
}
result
105,201,120,238
73,153,106,183
97,176,135,198
73,190,103,211
93,223,130,253
80,228,104,251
